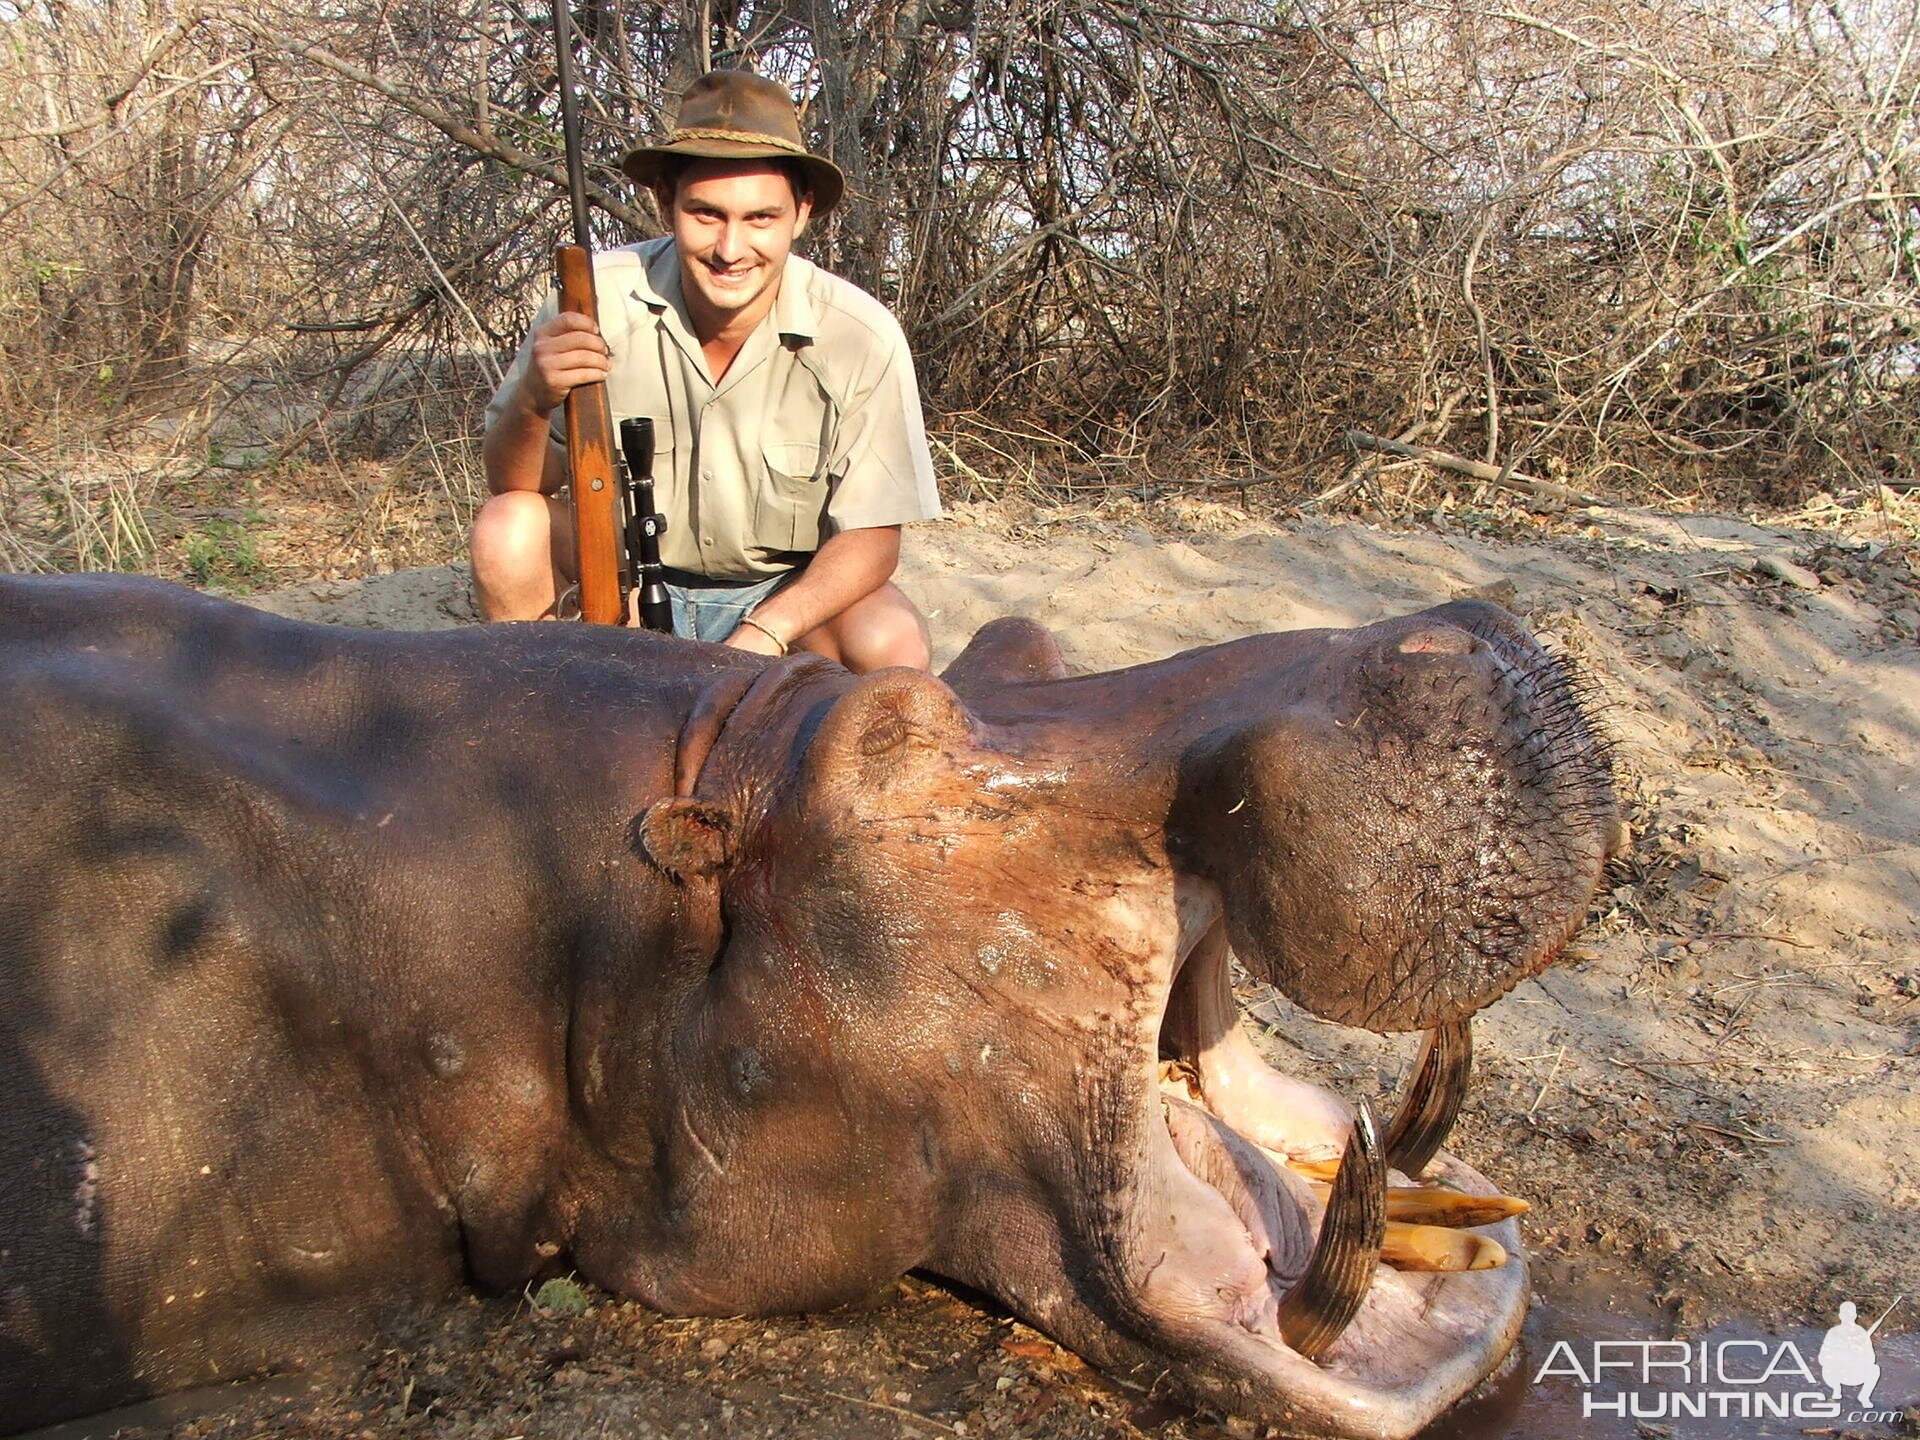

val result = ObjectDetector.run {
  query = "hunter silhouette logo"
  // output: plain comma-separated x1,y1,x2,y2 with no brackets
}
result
1533,1295,1907,1424
1819,1297,1901,1407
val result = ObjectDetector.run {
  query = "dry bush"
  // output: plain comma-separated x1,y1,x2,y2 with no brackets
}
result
1,0,1915,560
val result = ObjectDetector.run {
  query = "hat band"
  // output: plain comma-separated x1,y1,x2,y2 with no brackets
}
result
666,125,809,156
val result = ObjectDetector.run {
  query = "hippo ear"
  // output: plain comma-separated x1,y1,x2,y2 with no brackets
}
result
803,668,979,795
634,798,736,879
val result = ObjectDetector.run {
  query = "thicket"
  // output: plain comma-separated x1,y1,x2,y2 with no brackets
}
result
2,0,1917,568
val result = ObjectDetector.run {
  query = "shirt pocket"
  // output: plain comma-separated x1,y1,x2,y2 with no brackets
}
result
754,440,829,553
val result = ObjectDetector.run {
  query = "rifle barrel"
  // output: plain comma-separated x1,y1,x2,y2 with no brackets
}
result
550,1,592,250
1866,1295,1904,1335
547,0,621,624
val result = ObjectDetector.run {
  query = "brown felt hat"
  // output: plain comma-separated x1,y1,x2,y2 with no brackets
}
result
622,70,845,216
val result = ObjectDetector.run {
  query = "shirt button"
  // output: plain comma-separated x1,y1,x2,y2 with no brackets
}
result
702,535,714,547
700,470,712,482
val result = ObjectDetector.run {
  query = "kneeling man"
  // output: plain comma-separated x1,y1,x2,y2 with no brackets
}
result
473,70,941,671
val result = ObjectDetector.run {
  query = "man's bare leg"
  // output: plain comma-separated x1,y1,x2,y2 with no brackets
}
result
796,583,932,673
470,492,577,621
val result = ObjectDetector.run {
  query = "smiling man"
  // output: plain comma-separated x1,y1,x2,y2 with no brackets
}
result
473,71,942,669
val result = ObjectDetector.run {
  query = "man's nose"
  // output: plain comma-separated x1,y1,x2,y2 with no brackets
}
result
713,221,745,263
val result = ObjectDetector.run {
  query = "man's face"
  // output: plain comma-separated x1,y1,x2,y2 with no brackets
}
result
668,159,812,328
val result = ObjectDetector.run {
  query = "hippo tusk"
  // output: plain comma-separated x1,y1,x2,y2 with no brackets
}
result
1277,1099,1387,1361
1381,1020,1473,1178
1384,1189,1526,1227
1304,1183,1528,1231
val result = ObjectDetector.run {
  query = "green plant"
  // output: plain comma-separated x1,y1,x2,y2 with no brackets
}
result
181,519,264,589
530,1277,589,1316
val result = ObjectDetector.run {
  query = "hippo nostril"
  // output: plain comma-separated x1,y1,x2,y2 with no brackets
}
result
1395,627,1478,657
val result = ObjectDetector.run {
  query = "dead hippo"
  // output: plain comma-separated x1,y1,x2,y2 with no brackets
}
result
0,574,1616,1438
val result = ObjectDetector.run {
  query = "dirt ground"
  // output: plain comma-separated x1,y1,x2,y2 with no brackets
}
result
50,491,1920,1439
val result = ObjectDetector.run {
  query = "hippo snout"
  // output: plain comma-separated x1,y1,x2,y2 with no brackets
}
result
1171,603,1617,1033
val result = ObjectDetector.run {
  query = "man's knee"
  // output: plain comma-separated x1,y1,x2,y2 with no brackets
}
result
470,491,553,575
471,491,569,621
839,588,931,674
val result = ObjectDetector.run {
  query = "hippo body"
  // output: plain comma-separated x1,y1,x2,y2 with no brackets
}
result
0,574,1616,1438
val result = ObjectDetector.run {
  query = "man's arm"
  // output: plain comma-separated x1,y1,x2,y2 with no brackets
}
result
725,525,901,655
482,312,611,496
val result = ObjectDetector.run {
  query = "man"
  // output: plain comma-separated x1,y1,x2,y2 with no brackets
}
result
473,70,941,671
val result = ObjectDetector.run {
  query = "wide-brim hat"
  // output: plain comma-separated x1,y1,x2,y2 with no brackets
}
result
622,70,845,216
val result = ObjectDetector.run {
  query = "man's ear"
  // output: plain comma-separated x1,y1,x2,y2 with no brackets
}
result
633,798,735,879
792,193,814,240
650,179,677,223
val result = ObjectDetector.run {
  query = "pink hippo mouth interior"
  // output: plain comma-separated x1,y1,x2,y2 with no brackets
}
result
1125,915,1530,1437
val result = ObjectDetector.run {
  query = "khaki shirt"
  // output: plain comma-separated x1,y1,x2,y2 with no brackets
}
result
485,238,943,578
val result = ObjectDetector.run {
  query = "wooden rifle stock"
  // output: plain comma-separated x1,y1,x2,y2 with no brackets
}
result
555,244,624,625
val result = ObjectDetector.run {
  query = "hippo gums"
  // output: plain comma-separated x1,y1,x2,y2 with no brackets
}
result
0,574,1617,1439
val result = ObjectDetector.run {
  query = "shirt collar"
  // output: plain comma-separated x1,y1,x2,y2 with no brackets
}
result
637,238,686,319
771,252,819,344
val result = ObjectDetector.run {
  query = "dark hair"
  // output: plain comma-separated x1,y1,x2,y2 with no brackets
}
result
651,155,814,214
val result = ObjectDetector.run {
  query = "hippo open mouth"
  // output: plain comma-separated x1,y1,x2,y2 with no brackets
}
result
1117,913,1528,1438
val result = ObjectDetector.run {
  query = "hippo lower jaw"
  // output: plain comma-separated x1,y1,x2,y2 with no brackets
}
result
1109,894,1528,1439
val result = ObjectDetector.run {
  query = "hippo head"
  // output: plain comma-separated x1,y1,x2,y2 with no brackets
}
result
624,601,1615,1439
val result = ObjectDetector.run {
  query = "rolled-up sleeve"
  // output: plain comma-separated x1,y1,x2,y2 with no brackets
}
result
821,312,943,534
482,292,567,446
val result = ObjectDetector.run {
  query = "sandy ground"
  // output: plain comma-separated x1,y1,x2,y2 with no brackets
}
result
62,498,1918,1439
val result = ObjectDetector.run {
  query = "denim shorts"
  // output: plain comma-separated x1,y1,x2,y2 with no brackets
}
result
662,567,799,645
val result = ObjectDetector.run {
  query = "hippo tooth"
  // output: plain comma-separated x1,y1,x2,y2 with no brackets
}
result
1277,1099,1387,1361
1381,1020,1473,1178
1378,1222,1508,1272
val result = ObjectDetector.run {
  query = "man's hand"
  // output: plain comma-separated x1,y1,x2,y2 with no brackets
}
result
518,313,611,416
483,314,610,497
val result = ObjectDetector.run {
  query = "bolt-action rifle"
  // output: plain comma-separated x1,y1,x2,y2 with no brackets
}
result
549,1,672,632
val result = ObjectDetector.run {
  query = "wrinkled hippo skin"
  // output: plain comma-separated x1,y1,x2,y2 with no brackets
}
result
0,574,1616,1438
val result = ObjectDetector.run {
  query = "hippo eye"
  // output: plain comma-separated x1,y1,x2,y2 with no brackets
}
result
858,709,912,757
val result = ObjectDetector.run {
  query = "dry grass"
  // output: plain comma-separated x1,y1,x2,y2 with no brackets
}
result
0,428,486,590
